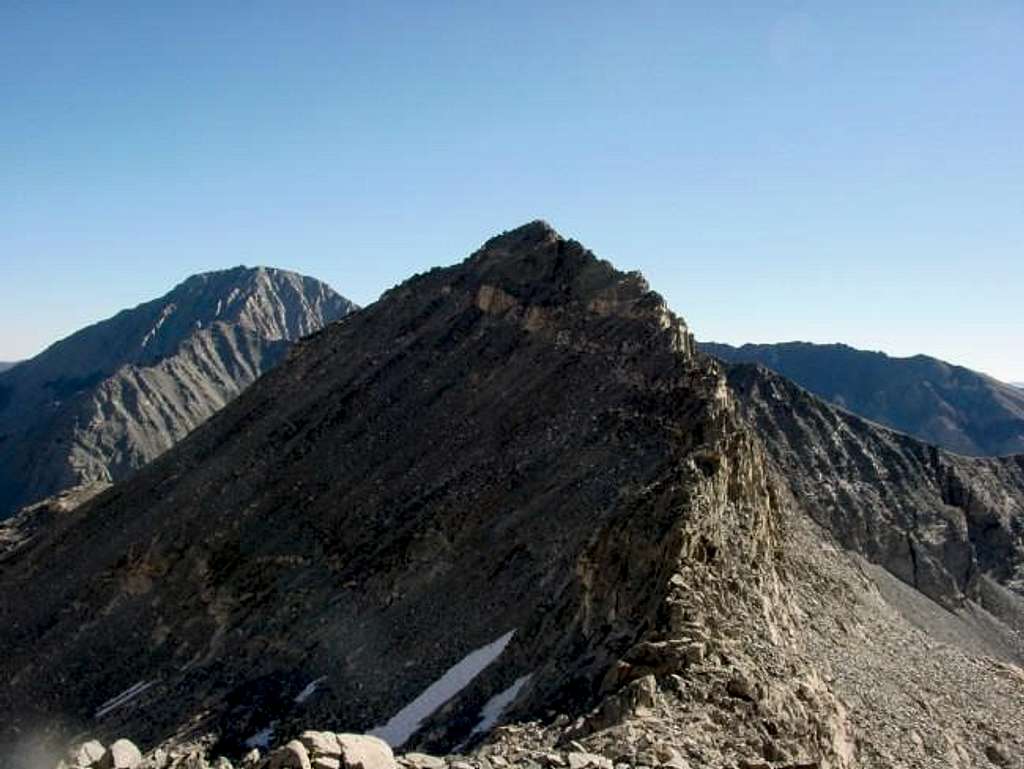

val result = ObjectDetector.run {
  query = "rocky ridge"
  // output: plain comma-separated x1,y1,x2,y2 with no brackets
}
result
702,341,1024,456
0,223,850,769
0,267,355,517
3,224,1024,769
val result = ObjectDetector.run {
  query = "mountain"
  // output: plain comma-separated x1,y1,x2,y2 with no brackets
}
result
0,362,18,373
701,341,1024,456
2,223,1024,769
0,267,356,518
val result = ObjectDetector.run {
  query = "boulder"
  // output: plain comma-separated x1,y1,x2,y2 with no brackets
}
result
335,734,397,769
312,760,341,769
98,739,142,769
70,740,106,767
300,732,342,758
268,741,313,769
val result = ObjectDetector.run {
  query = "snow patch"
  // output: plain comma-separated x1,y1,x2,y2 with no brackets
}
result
95,680,155,719
245,722,277,750
294,675,327,704
369,630,516,747
471,674,532,736
140,304,177,349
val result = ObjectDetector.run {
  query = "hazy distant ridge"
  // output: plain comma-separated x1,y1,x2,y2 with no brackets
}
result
701,341,1024,456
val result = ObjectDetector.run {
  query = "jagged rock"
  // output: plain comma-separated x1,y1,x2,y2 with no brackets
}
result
70,740,107,767
335,735,396,769
268,741,312,769
99,739,143,769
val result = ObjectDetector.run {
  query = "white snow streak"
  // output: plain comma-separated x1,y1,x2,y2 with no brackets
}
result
369,630,516,747
294,676,327,704
471,674,532,736
94,680,155,719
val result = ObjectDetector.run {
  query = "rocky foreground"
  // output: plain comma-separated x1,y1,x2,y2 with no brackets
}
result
56,729,690,769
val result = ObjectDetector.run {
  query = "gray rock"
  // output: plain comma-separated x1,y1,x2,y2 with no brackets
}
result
99,739,142,769
400,754,445,769
268,741,312,769
299,732,341,758
69,740,106,767
335,735,396,769
566,754,612,769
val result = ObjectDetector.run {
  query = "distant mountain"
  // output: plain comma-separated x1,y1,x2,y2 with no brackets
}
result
701,341,1024,456
0,362,18,373
0,266,356,517
1014,382,1024,390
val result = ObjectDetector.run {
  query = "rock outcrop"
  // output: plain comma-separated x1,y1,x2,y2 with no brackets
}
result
703,340,1024,456
0,267,355,517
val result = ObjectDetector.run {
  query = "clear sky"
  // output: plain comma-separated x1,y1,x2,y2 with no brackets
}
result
1,2,1021,380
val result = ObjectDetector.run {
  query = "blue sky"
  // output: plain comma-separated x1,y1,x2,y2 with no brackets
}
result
2,2,1021,380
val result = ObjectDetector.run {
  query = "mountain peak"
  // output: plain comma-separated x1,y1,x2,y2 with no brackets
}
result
0,267,356,516
479,219,560,249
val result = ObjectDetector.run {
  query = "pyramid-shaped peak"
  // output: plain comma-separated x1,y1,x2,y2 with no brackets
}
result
466,220,653,309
